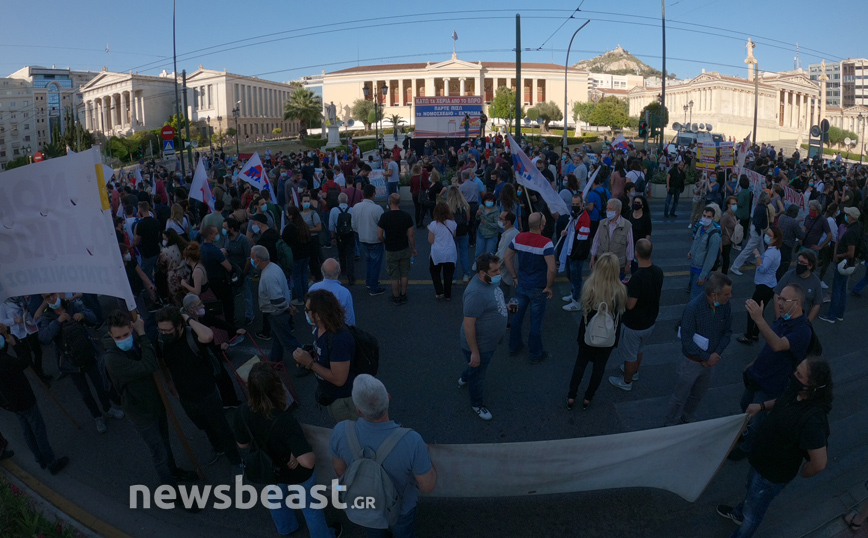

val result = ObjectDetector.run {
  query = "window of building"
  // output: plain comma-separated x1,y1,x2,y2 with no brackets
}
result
207,85,212,108
23,124,29,130
24,135,30,141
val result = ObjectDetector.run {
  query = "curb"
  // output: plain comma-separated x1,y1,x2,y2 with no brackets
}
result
0,459,135,538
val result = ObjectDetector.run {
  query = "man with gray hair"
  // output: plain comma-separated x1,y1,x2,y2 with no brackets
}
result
250,245,301,364
664,271,733,426
309,258,356,326
330,374,438,537
589,197,634,280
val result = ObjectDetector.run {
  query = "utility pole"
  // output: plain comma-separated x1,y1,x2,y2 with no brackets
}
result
660,0,666,151
563,20,591,151
515,14,522,141
172,0,185,178
182,69,193,171
753,61,759,148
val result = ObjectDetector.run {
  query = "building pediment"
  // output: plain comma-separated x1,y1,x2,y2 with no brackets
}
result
842,105,868,115
80,72,129,91
426,57,482,71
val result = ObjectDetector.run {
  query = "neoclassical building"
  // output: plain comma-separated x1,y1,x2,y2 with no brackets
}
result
79,67,302,139
627,69,820,143
320,54,589,128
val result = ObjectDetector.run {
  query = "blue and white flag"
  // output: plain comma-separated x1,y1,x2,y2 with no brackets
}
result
189,158,215,211
238,151,277,204
506,131,569,216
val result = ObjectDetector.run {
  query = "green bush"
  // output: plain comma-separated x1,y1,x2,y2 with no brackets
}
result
0,477,83,537
799,144,862,160
540,135,599,146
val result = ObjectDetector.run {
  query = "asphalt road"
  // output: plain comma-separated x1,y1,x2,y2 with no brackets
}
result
1,197,866,538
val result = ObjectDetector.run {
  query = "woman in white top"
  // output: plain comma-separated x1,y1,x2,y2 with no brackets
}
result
737,226,782,344
427,201,458,300
165,203,190,238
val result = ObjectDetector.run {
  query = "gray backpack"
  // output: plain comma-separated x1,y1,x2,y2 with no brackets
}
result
339,422,410,529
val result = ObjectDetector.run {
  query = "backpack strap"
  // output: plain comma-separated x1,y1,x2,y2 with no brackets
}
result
374,428,411,465
346,420,365,460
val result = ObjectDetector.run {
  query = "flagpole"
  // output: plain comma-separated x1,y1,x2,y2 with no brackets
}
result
172,0,186,179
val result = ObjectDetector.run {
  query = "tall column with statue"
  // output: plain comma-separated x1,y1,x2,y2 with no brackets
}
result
326,101,340,147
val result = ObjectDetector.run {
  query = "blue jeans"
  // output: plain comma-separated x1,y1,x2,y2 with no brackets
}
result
292,258,310,302
367,506,418,538
455,234,471,278
664,191,681,216
460,348,494,407
738,386,773,453
825,267,848,319
269,473,334,537
15,403,55,468
269,310,302,366
134,413,178,485
689,270,705,300
475,233,498,257
508,285,548,358
568,258,585,301
387,182,398,195
361,242,385,292
853,264,868,294
731,467,788,538
241,276,254,321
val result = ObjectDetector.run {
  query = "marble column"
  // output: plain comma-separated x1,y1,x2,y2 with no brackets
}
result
443,78,451,96
425,78,434,97
459,78,465,97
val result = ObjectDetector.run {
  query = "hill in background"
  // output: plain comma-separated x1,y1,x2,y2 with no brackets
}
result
574,45,676,78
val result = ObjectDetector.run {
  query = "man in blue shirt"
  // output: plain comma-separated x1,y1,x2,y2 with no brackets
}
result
309,258,356,326
586,173,610,239
729,283,813,460
664,272,733,426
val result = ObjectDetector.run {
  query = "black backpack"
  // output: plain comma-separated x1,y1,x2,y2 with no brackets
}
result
329,326,380,378
336,207,354,238
60,321,97,370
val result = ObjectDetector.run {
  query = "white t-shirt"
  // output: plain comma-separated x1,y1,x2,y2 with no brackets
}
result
386,160,400,184
335,172,346,188
428,220,457,265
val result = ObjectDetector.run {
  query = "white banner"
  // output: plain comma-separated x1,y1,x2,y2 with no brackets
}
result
189,158,215,211
303,414,747,502
506,131,569,216
0,148,136,309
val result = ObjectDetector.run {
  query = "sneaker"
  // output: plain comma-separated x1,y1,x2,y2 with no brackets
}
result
716,505,743,526
822,294,831,303
670,213,678,218
254,331,271,341
206,450,224,466
458,377,467,388
729,267,743,276
619,363,639,381
48,456,69,475
369,288,386,296
390,296,403,305
562,301,581,312
528,351,549,364
562,294,573,302
106,407,125,420
400,294,407,304
836,316,844,322
290,299,305,306
463,274,470,283
818,315,835,324
172,468,200,482
472,406,493,420
821,281,829,289
228,334,245,346
608,376,633,391
95,416,107,434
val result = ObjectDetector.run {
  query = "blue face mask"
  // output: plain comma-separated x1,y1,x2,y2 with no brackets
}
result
48,298,61,310
714,301,720,307
116,335,134,351
485,201,495,208
250,257,257,267
221,228,228,236
305,312,315,326
490,274,502,285
251,224,261,234
302,202,311,209
782,313,792,321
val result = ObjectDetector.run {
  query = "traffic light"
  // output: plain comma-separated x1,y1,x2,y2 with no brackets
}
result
639,122,648,138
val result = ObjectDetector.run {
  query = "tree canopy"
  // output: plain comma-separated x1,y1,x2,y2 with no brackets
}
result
283,88,323,130
351,99,376,130
534,101,563,131
640,101,670,130
490,87,523,131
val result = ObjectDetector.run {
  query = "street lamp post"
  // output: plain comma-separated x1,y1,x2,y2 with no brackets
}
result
216,115,223,152
380,83,388,152
562,20,591,150
23,145,31,164
859,113,865,163
232,106,240,157
688,100,694,125
683,104,688,123
207,115,211,152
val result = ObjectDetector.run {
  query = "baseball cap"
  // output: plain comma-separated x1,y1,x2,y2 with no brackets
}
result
844,207,861,221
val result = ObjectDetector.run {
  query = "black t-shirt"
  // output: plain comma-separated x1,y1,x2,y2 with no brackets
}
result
623,264,664,330
200,242,229,283
668,167,686,192
135,217,162,258
161,328,217,402
313,328,355,400
749,386,829,484
125,258,145,296
628,212,652,246
232,405,314,485
377,209,414,252
836,222,862,258
282,223,311,260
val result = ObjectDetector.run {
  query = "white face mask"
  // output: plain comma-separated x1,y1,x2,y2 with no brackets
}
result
162,239,168,247
606,210,617,220
699,217,712,227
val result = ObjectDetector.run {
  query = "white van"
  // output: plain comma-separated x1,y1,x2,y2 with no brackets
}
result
673,130,724,148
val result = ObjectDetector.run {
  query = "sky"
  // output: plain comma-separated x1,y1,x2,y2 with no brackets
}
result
2,0,865,83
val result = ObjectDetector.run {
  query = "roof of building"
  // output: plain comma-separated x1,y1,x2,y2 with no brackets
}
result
328,61,583,75
594,88,630,95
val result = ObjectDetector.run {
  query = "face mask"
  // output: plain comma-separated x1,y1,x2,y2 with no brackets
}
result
606,210,617,220
162,239,169,247
0,335,5,349
809,182,814,187
795,264,809,276
116,335,134,351
196,307,205,317
699,217,712,227
788,373,810,393
48,298,61,310
124,253,132,262
302,202,311,209
763,235,772,245
730,205,737,212
844,215,849,224
485,201,495,208
159,332,178,345
498,220,505,230
339,203,348,209
251,224,261,234
259,206,267,213
809,209,818,218
517,189,523,197
250,257,257,267
490,274,502,285
222,228,228,236
632,202,642,210
305,312,315,326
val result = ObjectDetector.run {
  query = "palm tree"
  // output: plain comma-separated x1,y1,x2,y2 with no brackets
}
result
283,88,323,131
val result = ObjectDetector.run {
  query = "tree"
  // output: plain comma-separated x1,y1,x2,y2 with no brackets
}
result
106,136,130,162
640,101,670,131
226,127,237,137
828,126,857,149
534,101,563,132
4,156,30,170
273,127,282,134
41,125,66,158
211,129,227,147
572,101,596,124
386,114,404,130
588,96,629,133
351,99,376,130
490,87,520,131
283,88,322,130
